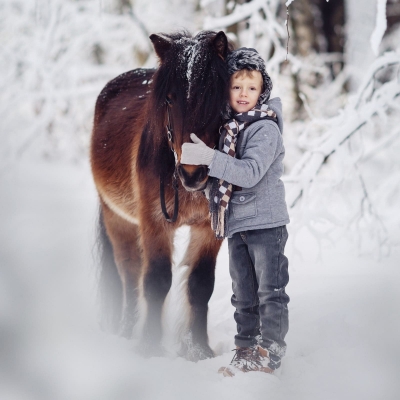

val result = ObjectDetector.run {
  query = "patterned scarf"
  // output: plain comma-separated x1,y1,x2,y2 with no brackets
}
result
209,103,278,239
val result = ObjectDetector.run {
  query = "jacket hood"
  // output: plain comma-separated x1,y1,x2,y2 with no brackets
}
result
267,97,283,134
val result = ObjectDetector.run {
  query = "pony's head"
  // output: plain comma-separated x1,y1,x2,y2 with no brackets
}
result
148,30,232,192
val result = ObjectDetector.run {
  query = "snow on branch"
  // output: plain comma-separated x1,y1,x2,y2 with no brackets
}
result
202,0,289,80
0,0,151,164
285,51,400,208
370,0,388,56
203,0,269,30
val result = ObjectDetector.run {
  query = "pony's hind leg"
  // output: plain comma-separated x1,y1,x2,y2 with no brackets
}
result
97,209,122,334
101,202,142,339
182,222,223,361
139,224,174,356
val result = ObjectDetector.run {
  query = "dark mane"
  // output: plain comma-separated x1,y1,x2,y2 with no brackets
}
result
138,30,232,175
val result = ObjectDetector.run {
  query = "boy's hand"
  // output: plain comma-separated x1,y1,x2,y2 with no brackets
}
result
180,133,215,166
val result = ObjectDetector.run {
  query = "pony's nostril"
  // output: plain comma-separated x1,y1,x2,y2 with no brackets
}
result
198,166,207,181
177,164,208,191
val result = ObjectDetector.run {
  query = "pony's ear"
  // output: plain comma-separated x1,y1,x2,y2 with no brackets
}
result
213,31,229,60
150,34,173,62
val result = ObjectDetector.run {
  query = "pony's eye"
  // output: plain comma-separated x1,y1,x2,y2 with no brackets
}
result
166,96,173,106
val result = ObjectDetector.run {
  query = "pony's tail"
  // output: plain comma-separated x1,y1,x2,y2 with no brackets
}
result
96,208,122,334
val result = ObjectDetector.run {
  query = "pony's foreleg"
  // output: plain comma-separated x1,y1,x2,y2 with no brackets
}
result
140,224,174,355
182,222,223,361
101,202,142,339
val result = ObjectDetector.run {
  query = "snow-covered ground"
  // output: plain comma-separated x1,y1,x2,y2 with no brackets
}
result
1,153,399,400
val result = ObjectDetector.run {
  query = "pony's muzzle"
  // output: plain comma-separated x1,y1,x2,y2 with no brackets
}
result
177,163,208,192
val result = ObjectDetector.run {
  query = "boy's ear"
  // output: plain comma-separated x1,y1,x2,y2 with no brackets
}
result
213,31,229,60
149,34,172,62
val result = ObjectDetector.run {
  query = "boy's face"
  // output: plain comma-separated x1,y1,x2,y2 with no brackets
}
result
229,70,263,114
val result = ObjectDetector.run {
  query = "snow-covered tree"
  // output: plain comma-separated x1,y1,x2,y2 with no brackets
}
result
0,0,200,165
201,0,400,254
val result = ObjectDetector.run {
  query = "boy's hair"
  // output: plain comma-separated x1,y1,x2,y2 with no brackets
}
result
232,69,260,79
231,69,264,89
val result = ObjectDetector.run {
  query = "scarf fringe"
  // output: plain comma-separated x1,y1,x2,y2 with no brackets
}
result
215,206,226,239
209,177,226,239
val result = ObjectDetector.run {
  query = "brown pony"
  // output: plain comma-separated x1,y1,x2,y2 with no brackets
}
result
91,31,232,360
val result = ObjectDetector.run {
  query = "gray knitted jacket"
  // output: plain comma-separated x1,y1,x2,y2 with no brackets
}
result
207,97,290,238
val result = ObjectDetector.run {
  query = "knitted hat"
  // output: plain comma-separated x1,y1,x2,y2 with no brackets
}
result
226,47,272,104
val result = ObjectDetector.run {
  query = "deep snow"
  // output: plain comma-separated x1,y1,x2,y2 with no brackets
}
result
0,155,399,400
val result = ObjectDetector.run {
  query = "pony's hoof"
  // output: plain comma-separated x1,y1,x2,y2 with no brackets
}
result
136,342,165,358
179,343,215,362
197,344,215,360
118,317,138,339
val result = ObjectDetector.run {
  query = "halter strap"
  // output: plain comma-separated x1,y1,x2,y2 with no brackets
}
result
159,98,179,223
165,99,178,164
160,170,179,223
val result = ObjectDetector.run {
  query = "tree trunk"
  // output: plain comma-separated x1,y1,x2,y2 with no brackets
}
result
345,0,377,90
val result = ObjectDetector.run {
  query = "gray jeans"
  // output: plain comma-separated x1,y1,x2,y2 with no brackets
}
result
228,226,289,369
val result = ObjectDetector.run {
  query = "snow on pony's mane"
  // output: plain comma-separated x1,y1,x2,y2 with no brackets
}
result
148,30,232,139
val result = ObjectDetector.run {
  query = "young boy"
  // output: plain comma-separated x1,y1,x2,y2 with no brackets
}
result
181,48,290,375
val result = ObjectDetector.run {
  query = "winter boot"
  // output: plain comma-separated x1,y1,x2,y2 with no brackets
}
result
257,345,275,374
218,346,274,377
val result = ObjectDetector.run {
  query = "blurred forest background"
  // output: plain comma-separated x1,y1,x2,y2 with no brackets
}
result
1,2,400,399
1,0,400,254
